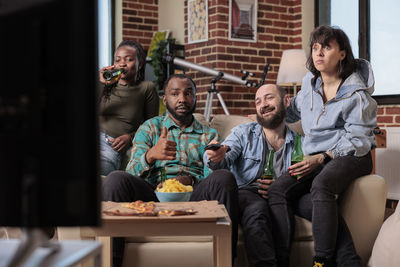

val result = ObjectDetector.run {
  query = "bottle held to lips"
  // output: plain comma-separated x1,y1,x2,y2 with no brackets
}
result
261,150,275,180
103,68,126,81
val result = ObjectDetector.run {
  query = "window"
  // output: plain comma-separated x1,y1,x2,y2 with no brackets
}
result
316,0,400,104
98,0,114,68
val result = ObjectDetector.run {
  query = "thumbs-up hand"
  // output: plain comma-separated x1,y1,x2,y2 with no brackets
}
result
145,127,177,165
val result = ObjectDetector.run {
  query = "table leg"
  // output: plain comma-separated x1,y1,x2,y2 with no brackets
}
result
213,229,231,267
97,236,112,267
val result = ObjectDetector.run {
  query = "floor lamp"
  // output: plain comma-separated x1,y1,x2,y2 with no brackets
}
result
276,49,308,95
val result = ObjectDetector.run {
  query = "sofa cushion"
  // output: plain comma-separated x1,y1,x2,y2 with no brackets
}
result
210,115,253,140
368,203,400,267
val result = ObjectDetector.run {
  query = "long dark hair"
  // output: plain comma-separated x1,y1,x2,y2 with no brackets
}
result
306,25,356,79
102,40,146,100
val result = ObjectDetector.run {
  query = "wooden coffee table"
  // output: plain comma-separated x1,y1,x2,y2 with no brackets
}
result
77,201,232,267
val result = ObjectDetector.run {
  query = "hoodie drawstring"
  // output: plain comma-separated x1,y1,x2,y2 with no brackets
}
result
310,86,313,111
355,91,363,121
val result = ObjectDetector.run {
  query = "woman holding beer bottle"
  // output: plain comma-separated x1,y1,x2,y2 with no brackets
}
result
99,40,159,175
268,25,377,267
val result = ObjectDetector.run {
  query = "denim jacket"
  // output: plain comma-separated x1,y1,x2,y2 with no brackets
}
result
287,59,377,158
204,122,298,188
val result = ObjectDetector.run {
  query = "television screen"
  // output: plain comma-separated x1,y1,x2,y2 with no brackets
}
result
0,0,100,227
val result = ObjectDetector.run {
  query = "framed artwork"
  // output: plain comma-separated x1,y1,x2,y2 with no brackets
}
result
188,0,208,44
229,0,258,42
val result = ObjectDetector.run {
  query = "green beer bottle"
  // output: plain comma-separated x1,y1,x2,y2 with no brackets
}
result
160,167,167,183
291,134,303,178
103,68,126,81
261,150,275,180
291,134,303,164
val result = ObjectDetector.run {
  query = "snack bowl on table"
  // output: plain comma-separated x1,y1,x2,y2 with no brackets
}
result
155,191,192,202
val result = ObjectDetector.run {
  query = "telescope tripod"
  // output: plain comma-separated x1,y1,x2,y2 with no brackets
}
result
204,72,230,122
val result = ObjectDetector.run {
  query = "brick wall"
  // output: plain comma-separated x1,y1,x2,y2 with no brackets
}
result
184,0,302,115
378,106,400,127
122,0,159,51
120,0,400,124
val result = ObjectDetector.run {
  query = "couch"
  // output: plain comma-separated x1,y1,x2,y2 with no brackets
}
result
58,113,387,267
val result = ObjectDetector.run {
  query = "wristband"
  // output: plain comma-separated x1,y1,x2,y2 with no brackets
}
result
322,152,331,164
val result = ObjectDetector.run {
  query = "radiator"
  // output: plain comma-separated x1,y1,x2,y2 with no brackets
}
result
375,127,400,200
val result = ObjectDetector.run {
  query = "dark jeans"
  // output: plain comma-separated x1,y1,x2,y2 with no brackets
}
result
268,152,372,267
103,169,239,267
238,187,277,267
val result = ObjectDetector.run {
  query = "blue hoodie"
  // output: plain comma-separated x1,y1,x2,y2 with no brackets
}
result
286,59,377,158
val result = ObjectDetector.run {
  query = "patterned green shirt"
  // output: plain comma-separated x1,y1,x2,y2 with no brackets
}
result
126,114,220,186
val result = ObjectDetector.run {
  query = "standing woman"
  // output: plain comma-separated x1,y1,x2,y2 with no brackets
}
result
268,25,377,267
99,40,159,176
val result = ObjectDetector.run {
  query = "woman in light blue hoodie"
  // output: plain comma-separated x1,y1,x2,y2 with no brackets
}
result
268,25,377,267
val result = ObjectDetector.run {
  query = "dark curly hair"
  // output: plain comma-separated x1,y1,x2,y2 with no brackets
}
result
306,25,357,79
102,40,146,100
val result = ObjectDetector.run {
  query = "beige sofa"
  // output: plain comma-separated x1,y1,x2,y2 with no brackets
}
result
58,114,387,267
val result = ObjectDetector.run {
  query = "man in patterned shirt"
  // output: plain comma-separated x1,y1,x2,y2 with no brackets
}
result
103,74,239,267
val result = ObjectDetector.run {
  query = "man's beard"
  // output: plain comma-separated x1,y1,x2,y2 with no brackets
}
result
256,100,286,129
166,101,196,123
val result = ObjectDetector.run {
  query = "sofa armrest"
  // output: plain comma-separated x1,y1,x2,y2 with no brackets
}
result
340,174,387,266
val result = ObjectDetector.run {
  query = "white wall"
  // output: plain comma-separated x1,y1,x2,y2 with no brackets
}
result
158,0,185,44
115,0,123,47
302,0,315,57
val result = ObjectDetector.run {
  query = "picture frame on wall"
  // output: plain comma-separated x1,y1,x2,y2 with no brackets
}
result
188,0,208,44
229,0,258,42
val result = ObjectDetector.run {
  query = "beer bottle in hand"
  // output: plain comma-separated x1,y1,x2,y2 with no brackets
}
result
291,134,303,164
103,68,126,81
291,134,303,179
262,150,275,180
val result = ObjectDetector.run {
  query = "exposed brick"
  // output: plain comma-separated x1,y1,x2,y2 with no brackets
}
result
144,18,157,24
396,116,400,123
275,36,288,42
386,107,400,114
143,4,158,11
377,107,384,115
273,6,287,13
226,63,241,69
377,116,393,123
242,49,258,55
123,9,137,15
217,54,233,61
259,50,272,57
138,24,153,31
266,42,280,50
127,17,143,23
258,4,273,12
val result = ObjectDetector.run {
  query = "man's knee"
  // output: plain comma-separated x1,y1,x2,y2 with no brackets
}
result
103,171,130,192
209,169,237,189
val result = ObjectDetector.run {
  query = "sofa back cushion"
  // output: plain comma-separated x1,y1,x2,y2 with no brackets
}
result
210,115,253,140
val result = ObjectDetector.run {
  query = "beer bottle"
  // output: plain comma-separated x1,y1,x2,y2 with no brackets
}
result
261,150,275,180
103,68,126,81
291,134,303,179
160,167,167,183
291,134,303,165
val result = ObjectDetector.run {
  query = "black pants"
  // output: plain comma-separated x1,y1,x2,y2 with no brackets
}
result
238,187,277,267
268,152,372,267
103,169,239,267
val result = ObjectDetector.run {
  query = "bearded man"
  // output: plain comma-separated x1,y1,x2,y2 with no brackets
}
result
103,74,239,267
204,84,293,267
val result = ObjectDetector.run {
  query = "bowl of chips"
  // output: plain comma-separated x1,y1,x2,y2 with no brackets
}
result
155,179,193,202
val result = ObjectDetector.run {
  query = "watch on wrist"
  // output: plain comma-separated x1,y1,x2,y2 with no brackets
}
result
322,152,331,164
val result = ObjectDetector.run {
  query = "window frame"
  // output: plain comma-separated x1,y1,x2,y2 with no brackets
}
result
315,0,400,105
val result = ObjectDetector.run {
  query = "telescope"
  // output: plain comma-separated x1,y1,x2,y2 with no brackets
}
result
163,54,255,88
